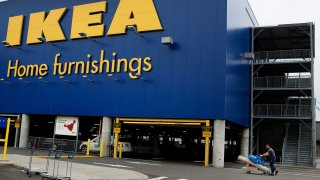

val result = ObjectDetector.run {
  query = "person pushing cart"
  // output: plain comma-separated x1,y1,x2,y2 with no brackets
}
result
261,144,279,176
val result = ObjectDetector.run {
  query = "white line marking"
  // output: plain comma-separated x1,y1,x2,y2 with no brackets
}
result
126,161,162,166
148,176,168,180
93,162,132,168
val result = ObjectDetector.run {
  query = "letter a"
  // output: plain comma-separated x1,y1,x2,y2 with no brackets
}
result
107,0,163,35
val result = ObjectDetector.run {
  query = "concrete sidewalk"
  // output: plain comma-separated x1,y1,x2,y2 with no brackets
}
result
1,154,148,180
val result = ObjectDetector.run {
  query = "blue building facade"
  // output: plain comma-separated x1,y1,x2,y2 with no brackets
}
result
0,0,257,127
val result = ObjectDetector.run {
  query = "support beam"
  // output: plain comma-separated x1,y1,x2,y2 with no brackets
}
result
19,114,30,148
240,128,250,158
253,91,264,101
253,119,264,129
212,120,225,168
101,117,112,157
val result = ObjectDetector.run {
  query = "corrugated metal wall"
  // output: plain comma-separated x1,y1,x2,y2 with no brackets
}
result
0,0,255,127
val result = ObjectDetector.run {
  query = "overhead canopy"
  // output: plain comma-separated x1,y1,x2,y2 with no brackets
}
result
253,23,315,59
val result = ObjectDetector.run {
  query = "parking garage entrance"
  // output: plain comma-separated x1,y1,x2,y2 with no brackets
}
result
112,118,211,166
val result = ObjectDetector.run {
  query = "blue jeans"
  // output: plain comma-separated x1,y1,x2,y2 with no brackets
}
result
270,159,276,174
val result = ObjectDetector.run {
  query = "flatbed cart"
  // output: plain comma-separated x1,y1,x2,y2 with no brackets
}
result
26,147,48,177
238,155,271,175
243,163,267,175
41,151,74,180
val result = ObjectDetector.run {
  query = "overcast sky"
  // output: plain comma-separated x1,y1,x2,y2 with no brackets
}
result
249,0,320,120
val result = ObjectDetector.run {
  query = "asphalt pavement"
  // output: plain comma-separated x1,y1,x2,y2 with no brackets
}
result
1,147,320,180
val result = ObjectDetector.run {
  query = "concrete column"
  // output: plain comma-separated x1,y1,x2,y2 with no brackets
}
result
240,128,250,158
101,117,112,157
19,114,30,148
213,120,225,168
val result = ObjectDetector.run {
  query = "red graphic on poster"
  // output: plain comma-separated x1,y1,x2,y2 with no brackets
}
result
64,120,76,132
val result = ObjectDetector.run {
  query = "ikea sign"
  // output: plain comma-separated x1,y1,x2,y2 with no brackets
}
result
3,0,163,80
5,0,163,46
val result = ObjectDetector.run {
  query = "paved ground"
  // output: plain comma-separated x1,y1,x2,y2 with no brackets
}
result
0,165,39,180
1,147,320,180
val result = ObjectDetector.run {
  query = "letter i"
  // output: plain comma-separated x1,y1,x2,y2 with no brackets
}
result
111,52,116,73
86,54,91,74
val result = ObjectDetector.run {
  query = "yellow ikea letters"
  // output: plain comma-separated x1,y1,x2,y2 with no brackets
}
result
6,15,24,46
26,8,67,44
107,0,163,35
5,0,163,46
70,1,107,39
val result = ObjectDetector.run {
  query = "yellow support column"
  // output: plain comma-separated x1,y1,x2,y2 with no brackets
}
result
204,120,210,167
2,118,11,161
86,139,90,156
113,118,120,158
100,139,104,158
119,142,123,159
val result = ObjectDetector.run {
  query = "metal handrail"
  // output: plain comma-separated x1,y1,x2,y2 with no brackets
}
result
282,123,289,165
254,49,311,62
253,104,311,117
28,136,83,153
254,76,311,89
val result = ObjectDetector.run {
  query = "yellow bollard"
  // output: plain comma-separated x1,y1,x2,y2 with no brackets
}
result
100,139,104,158
2,118,11,161
204,120,210,167
119,142,123,159
86,139,90,156
113,118,120,158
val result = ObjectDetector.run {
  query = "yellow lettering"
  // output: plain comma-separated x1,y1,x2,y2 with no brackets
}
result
75,61,85,74
86,61,91,74
27,8,67,44
59,63,68,75
67,62,76,74
26,64,39,76
91,60,99,74
6,15,24,46
129,58,142,79
99,50,110,73
108,0,163,35
117,58,128,72
18,65,26,77
143,57,152,72
70,1,106,39
39,64,48,76
7,60,18,77
53,53,61,75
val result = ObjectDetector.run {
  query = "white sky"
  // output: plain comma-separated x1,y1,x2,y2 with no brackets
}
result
249,0,320,121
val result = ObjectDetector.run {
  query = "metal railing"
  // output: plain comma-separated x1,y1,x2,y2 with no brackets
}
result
254,49,311,63
253,104,311,118
28,136,83,153
254,76,311,89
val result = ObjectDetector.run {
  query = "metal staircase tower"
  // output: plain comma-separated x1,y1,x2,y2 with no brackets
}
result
250,23,316,167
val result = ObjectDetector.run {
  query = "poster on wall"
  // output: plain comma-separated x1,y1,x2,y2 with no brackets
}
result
55,116,79,136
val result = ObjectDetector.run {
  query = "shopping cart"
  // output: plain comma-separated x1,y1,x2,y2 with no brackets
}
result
26,147,47,177
40,151,74,180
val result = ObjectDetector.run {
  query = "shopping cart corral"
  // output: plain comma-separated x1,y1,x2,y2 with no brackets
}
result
40,151,74,180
